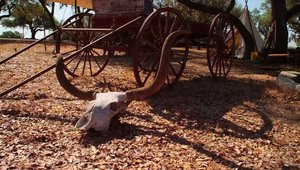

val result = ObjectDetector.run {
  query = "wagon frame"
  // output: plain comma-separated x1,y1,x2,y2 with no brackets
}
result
0,0,236,99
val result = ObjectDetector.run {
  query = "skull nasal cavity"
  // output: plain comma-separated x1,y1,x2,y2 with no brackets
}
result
110,102,118,111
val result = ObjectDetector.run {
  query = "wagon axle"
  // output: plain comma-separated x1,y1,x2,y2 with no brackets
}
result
0,1,236,100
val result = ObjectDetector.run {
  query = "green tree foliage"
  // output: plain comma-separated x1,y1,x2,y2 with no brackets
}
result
154,0,243,23
251,0,272,38
251,0,300,47
0,30,22,38
1,1,56,39
286,0,300,46
289,16,300,46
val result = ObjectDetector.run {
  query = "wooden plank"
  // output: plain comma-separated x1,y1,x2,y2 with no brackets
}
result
61,28,113,31
268,53,289,57
92,0,145,15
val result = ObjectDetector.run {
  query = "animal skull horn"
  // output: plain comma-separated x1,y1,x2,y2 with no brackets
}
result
56,31,189,131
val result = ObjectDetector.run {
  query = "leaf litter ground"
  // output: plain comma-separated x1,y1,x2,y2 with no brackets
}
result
0,42,299,169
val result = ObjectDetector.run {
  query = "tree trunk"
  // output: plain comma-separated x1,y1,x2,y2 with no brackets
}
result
31,30,36,39
39,0,57,30
271,0,288,53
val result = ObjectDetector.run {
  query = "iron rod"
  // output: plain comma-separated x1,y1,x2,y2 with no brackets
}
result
0,31,57,65
0,17,83,65
0,16,143,98
0,54,74,98
61,28,113,31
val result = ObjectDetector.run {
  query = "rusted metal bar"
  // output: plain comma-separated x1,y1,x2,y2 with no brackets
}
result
0,16,143,98
60,16,143,58
0,31,57,65
0,53,75,98
0,16,83,65
61,28,113,31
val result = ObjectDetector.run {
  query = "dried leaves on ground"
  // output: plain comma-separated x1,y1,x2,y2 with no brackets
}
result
0,42,299,169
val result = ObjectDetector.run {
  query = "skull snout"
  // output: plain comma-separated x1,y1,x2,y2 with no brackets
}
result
75,92,127,132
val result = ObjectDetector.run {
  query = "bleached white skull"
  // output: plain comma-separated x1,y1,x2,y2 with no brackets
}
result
75,92,127,132
72,30,187,132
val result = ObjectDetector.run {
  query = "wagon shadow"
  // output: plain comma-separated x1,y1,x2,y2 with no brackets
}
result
79,120,251,170
80,75,272,169
149,76,273,139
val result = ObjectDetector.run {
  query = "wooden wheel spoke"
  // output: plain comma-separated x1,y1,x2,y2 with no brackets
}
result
169,63,178,76
223,54,230,69
178,24,184,31
164,12,170,36
139,53,160,68
223,59,229,75
222,23,231,41
144,39,161,51
166,75,171,84
142,71,152,85
91,51,102,71
92,32,103,42
149,25,157,39
65,52,81,66
219,55,223,77
133,8,187,87
158,14,163,42
140,54,158,71
87,51,93,76
214,56,220,76
89,31,95,42
219,54,225,77
169,15,178,34
72,52,85,75
210,51,218,69
142,60,157,85
81,51,88,76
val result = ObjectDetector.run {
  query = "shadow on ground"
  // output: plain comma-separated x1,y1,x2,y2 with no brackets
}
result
79,75,273,169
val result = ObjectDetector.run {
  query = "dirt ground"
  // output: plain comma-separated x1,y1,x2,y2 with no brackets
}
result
0,42,299,169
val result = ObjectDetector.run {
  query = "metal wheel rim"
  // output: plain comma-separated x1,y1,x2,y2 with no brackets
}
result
133,7,188,87
207,13,235,79
59,13,110,77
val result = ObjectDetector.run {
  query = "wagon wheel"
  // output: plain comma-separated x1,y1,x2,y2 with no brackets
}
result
133,7,189,87
55,47,113,100
56,12,111,77
207,12,235,79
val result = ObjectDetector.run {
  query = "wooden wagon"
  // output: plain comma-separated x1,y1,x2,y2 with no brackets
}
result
0,0,236,99
53,0,236,100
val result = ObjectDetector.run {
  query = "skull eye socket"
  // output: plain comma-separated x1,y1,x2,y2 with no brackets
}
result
110,102,118,112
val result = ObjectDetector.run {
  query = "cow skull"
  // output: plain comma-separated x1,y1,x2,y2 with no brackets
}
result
73,30,187,132
75,92,127,131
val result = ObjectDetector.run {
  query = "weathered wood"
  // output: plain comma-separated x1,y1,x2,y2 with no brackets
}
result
92,0,145,15
61,28,113,31
268,53,289,57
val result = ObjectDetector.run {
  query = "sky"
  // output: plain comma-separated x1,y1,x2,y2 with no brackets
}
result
9,1,296,47
0,0,265,39
238,0,263,11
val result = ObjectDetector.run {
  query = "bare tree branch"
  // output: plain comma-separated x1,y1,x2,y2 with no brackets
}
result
0,3,14,20
226,0,235,13
176,0,224,14
39,0,58,30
